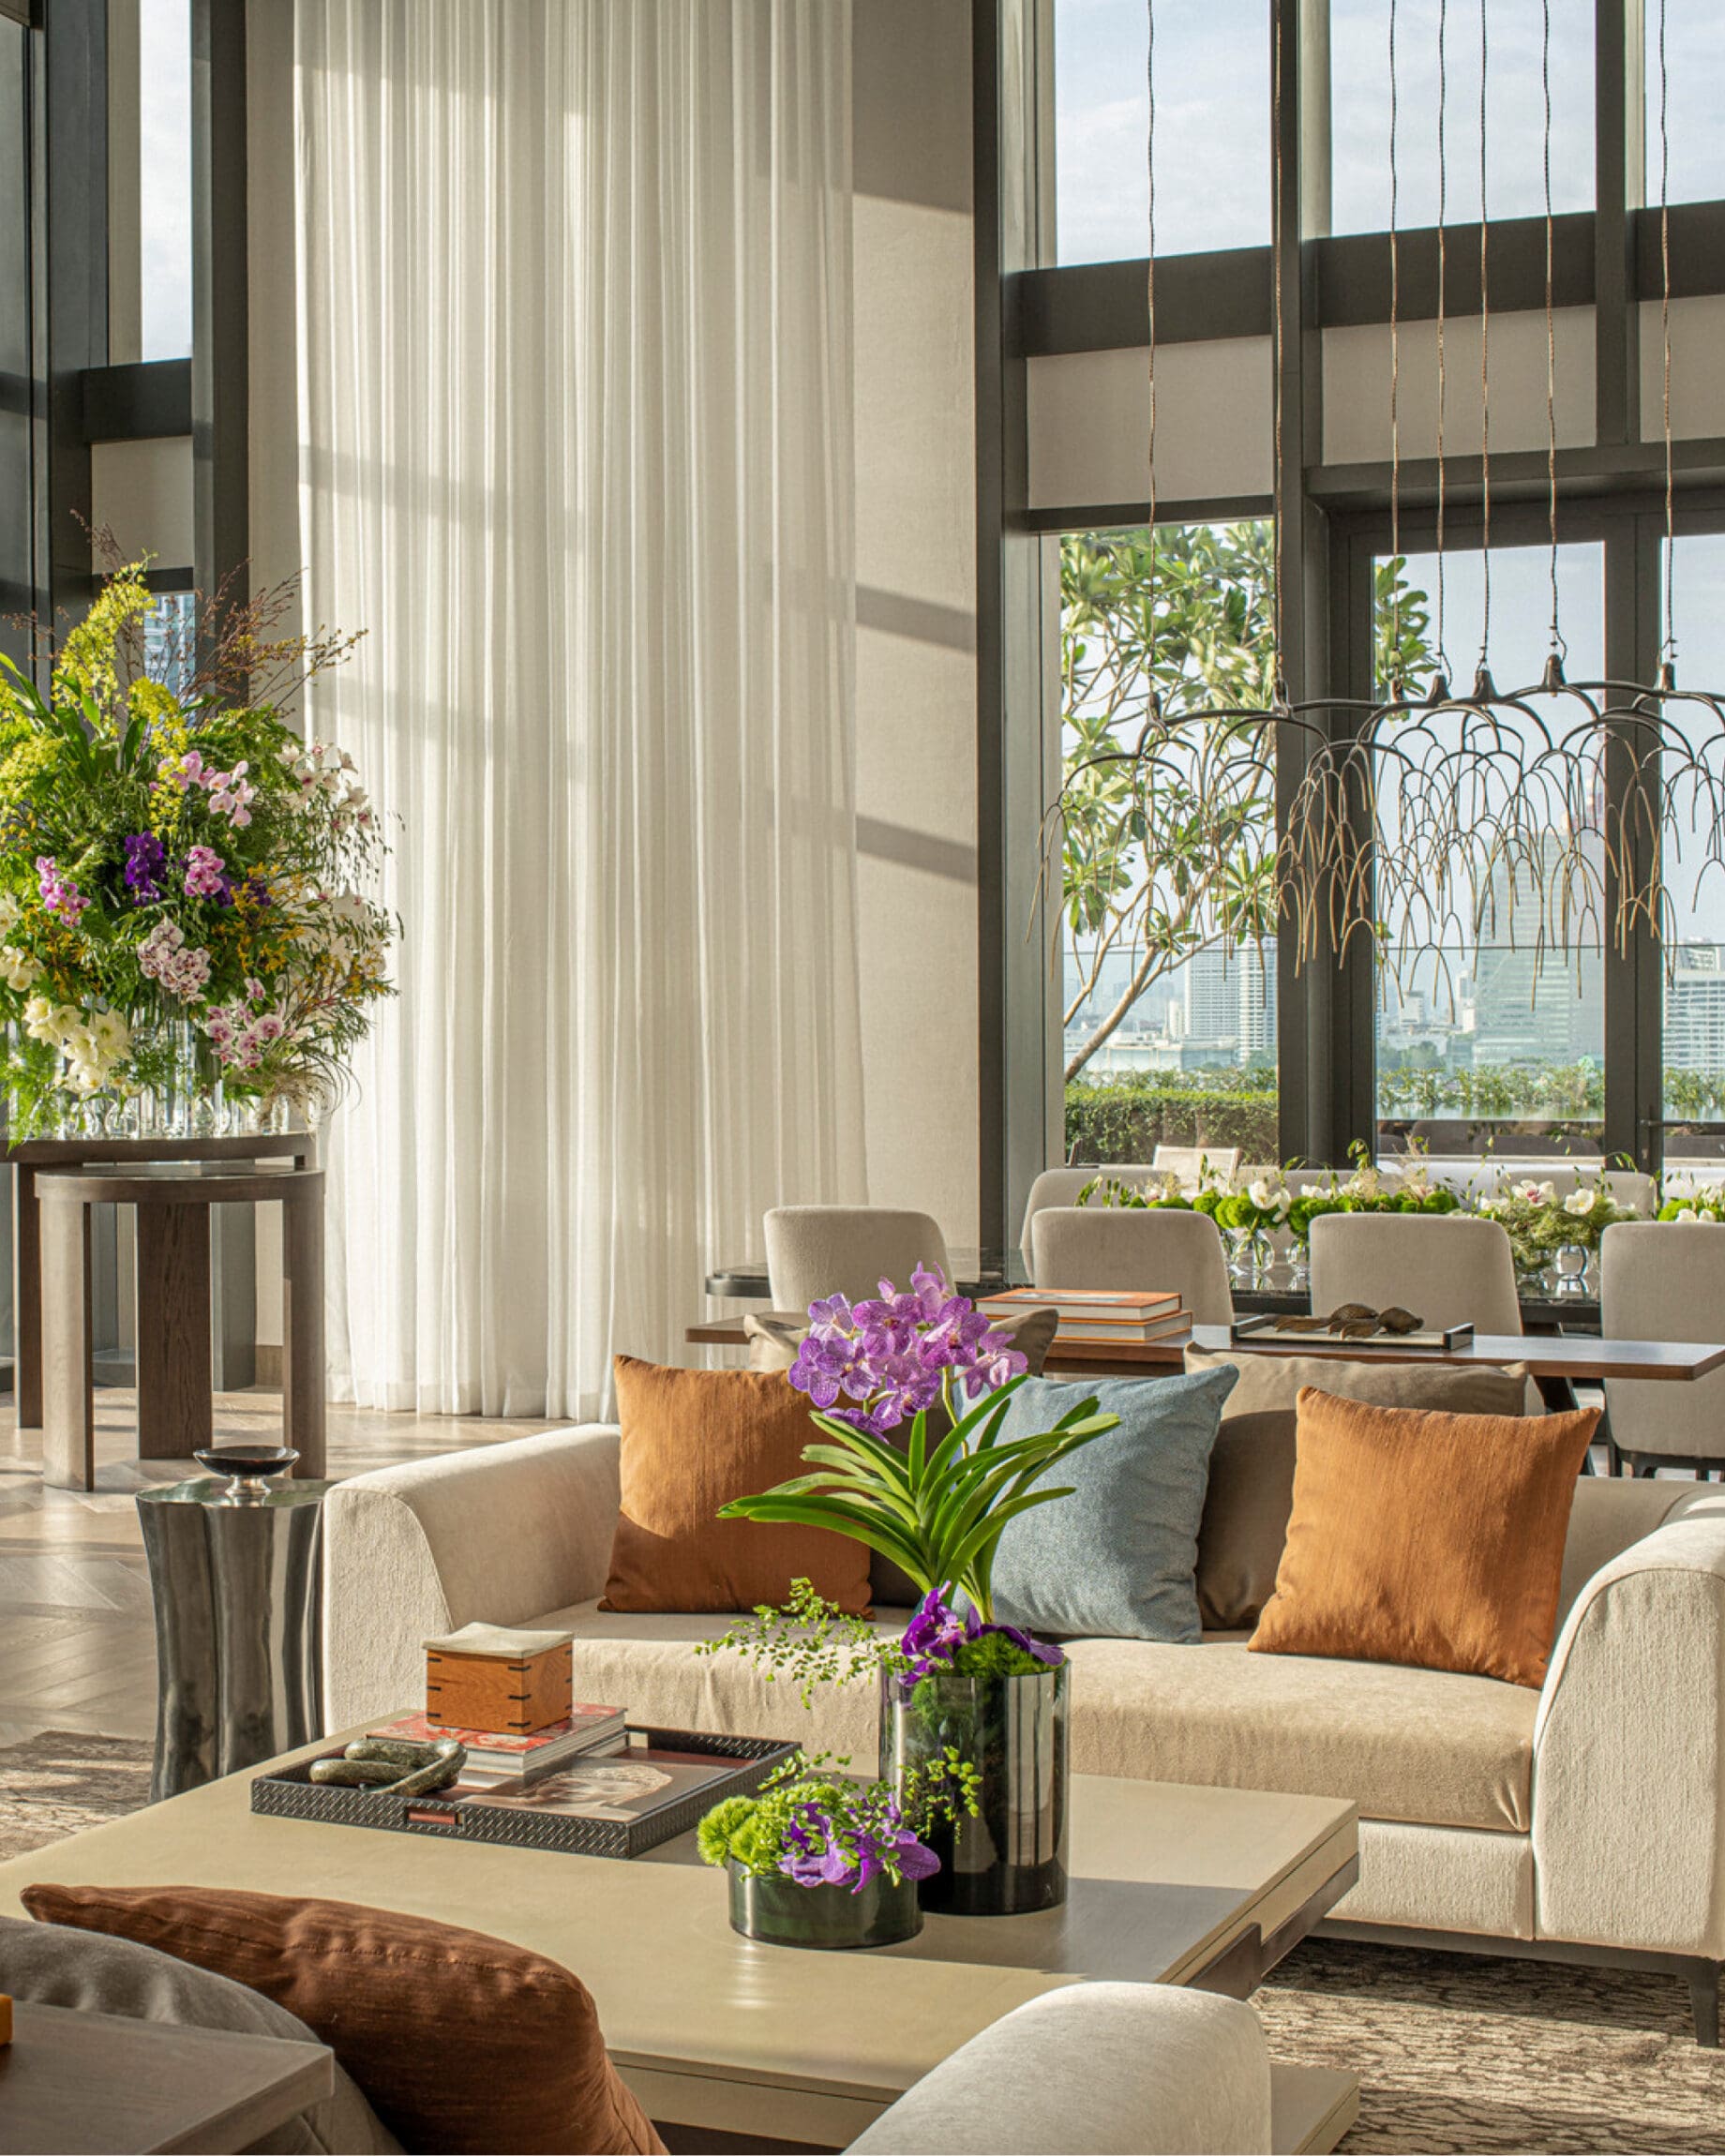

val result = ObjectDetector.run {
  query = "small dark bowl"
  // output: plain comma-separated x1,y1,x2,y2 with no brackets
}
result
194,1445,299,1480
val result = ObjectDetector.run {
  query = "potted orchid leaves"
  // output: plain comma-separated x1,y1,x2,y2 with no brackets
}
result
712,1266,1117,1921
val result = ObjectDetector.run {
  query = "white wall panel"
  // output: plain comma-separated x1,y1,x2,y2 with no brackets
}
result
1322,308,1595,467
1639,296,1725,443
1027,338,1275,511
90,437,193,566
852,0,980,1247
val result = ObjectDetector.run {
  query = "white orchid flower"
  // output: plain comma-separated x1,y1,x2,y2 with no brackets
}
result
1562,1189,1598,1217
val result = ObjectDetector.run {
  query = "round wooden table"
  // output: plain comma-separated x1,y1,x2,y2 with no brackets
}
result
36,1162,325,1491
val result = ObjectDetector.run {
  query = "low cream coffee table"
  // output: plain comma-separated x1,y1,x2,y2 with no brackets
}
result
0,1727,1360,2153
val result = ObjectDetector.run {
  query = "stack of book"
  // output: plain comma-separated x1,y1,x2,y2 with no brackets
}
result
369,1703,626,1789
981,1286,1192,1342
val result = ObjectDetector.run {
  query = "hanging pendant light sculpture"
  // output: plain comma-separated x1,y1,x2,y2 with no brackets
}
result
1042,0,1724,1019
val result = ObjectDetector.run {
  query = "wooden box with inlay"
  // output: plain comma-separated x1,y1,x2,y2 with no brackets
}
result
425,1637,573,1737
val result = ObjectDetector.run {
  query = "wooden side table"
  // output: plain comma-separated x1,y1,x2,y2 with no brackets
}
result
10,1132,316,1430
37,1163,326,1491
0,1999,333,2155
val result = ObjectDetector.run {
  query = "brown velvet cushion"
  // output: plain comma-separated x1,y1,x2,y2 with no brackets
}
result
602,1355,872,1614
20,1886,663,2156
1184,1343,1529,1419
1195,1409,1298,1631
742,1310,1062,1607
1249,1387,1598,1688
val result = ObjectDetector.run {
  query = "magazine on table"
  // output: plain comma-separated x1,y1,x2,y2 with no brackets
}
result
456,1745,733,1822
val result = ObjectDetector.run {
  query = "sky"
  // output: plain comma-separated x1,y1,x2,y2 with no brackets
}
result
138,0,192,360
1054,0,1725,266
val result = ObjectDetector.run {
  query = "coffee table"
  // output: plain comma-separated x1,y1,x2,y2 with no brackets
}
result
0,1729,1360,2153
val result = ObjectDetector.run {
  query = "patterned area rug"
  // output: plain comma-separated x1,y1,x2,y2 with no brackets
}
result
1260,1938,1725,2153
1,1741,1720,2154
0,1728,154,1860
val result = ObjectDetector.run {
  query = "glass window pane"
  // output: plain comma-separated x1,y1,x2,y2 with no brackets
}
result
1330,0,1594,237
1644,4,1725,208
1372,542,1606,1164
142,591,196,699
1053,0,1270,267
139,0,192,361
1059,522,1278,1167
1660,533,1725,1177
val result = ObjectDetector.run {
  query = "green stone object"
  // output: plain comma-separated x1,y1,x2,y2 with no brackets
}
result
308,1737,467,1793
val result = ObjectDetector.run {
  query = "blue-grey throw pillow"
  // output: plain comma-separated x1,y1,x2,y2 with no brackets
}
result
987,1365,1238,1643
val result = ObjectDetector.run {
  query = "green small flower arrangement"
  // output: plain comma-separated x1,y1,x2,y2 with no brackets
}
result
1658,1185,1725,1223
698,1747,979,1894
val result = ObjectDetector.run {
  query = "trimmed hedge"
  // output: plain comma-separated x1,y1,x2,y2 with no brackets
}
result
1065,1074,1279,1163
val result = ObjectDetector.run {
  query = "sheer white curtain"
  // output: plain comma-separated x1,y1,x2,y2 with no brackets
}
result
296,0,865,1417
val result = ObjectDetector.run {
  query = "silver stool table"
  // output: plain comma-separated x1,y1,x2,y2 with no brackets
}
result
136,1475,331,1800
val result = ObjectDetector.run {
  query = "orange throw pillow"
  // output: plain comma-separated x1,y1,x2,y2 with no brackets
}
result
602,1355,872,1614
1248,1386,1598,1688
21,1886,663,2155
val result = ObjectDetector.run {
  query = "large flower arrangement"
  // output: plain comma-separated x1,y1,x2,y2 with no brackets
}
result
0,567,390,1132
1478,1175,1636,1266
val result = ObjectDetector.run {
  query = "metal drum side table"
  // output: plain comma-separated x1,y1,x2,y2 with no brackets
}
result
137,1475,331,1801
36,1161,326,1490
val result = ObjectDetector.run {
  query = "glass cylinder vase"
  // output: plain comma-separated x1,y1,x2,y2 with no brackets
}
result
727,1861,922,1950
879,1663,1068,1917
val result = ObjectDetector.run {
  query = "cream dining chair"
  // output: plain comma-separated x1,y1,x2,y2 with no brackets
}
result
1030,1206,1235,1326
763,1206,952,1313
1307,1211,1523,1335
1602,1221,1725,1476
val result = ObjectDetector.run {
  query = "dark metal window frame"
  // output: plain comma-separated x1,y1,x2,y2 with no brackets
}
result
977,0,1725,1231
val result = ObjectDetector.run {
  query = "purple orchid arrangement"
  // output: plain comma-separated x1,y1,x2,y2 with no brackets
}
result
725,1271,1117,1628
698,1748,977,1897
900,1589,1065,1679
788,1263,1028,1437
780,1795,940,1892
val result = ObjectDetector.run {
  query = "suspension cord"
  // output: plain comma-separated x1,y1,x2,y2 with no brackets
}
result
1146,0,1157,594
1478,0,1492,669
1271,0,1285,695
1542,0,1563,659
1435,0,1448,681
1659,0,1676,670
1388,0,1402,681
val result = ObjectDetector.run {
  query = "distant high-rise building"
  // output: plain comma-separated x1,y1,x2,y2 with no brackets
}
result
1471,839,1601,1067
1667,946,1725,1076
1184,940,1277,1067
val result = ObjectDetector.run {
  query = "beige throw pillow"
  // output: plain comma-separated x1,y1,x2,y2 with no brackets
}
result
1184,1343,1529,1420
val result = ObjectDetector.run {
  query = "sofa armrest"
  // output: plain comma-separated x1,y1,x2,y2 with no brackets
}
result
847,1984,1271,2156
320,1424,622,1732
1533,1489,1725,1958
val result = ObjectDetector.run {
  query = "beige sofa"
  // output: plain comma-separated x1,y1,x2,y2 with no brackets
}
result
322,1424,1725,2043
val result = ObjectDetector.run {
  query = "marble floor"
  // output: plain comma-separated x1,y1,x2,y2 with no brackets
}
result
0,1389,562,1748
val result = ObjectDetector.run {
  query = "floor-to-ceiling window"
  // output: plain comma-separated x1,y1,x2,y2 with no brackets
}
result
1009,0,1725,1211
1372,542,1607,1161
1059,521,1280,1165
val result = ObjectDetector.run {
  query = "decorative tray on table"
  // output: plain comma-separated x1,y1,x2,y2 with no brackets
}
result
251,1726,799,1860
1230,1309,1476,1352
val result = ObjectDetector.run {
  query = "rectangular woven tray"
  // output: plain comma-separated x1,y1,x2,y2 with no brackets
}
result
251,1727,799,1860
1229,1315,1477,1351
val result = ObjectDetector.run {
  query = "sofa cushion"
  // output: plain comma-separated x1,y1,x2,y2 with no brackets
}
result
21,1889,664,2156
1063,1635,1538,1832
988,1367,1238,1642
0,1914,398,2156
1184,1343,1529,1419
602,1356,872,1615
550,1598,904,1764
1250,1388,1598,1688
1195,1410,1298,1632
537,1598,1534,1832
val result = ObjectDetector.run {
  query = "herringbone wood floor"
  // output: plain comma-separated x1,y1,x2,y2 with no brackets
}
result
0,1389,562,1745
